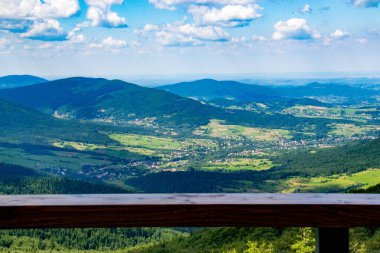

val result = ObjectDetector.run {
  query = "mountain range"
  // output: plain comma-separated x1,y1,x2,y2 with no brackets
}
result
0,77,320,131
158,79,377,103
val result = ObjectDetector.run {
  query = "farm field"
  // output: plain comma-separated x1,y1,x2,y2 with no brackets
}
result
329,123,380,137
201,158,274,171
109,133,217,157
281,168,380,193
194,120,292,142
283,105,377,121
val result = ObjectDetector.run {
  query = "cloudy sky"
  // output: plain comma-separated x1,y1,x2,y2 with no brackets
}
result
1,0,380,78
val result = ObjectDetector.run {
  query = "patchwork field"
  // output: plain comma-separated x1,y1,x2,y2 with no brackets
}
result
329,123,380,137
194,120,292,142
52,141,107,151
281,168,380,193
201,158,274,171
109,133,217,157
283,105,377,122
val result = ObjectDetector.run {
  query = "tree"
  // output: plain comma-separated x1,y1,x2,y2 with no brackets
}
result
244,241,274,253
351,242,366,253
290,228,315,253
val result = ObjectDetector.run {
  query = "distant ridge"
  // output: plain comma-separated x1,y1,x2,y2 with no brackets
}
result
0,75,47,89
158,79,377,102
158,79,277,101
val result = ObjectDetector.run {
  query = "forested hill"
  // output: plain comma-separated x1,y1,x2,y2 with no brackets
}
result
0,75,47,89
0,77,333,132
0,98,113,144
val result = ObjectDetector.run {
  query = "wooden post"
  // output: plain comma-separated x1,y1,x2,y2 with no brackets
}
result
316,228,349,253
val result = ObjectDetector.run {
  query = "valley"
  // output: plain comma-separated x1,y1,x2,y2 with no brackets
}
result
0,75,379,253
1,76,378,194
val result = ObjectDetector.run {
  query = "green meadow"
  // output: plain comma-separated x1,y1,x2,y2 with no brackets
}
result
194,120,292,142
281,168,380,193
201,158,274,172
329,123,380,137
109,133,217,157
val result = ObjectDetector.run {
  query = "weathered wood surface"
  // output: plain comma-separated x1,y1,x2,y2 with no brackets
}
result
0,193,379,229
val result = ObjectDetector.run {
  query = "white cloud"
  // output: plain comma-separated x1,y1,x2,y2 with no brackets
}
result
330,29,351,39
142,24,160,32
21,19,67,41
69,33,86,43
67,22,89,43
149,0,255,10
252,35,265,41
155,22,229,46
0,0,79,19
85,0,128,28
134,24,160,36
188,4,261,27
0,37,10,47
302,4,312,13
352,0,380,8
89,36,128,49
37,43,54,49
272,18,320,40
357,38,368,44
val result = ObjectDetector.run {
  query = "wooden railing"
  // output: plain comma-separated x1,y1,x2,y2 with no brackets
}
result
1,193,380,253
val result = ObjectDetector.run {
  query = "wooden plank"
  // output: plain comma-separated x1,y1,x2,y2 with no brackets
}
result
316,228,349,253
0,194,379,229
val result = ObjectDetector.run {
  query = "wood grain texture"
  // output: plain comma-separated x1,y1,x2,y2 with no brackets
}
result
0,194,379,229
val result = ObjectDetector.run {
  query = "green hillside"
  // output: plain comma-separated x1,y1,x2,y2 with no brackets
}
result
0,98,113,144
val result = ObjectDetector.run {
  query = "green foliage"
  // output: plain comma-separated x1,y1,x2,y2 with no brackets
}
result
350,182,380,193
0,228,187,252
244,241,274,253
290,228,315,253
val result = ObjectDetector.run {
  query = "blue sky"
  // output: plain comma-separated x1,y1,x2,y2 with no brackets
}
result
0,0,380,79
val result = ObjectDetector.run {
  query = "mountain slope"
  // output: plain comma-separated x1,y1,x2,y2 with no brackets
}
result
0,98,113,144
0,75,47,89
0,77,326,131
